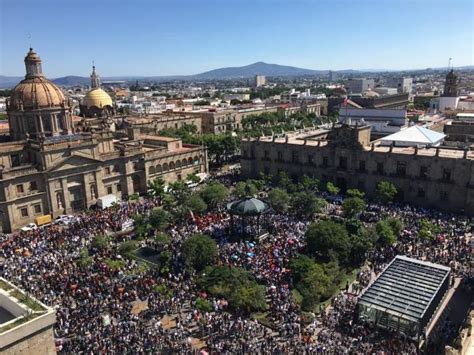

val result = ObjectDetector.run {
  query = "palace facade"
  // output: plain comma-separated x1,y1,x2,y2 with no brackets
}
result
0,49,207,232
241,123,474,214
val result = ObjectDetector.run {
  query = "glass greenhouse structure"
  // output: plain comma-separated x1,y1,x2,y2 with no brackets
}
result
357,255,451,341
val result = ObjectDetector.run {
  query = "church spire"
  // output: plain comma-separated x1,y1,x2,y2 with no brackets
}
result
90,64,101,89
24,48,44,78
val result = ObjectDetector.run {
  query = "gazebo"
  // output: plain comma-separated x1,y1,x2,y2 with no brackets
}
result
226,197,270,238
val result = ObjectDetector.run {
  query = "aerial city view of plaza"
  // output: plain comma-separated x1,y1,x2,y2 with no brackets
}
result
0,0,473,354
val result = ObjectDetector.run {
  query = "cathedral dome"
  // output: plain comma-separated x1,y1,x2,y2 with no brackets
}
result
83,88,113,108
8,48,67,111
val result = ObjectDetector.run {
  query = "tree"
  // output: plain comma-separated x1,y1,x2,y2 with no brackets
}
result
296,262,335,311
342,197,366,219
186,173,201,184
349,229,373,266
306,220,350,263
200,182,228,207
199,266,267,313
119,240,138,255
148,208,170,231
235,181,258,198
147,177,166,199
195,297,213,313
417,218,440,241
185,195,208,215
375,220,397,246
154,232,171,250
326,182,340,196
277,171,291,190
346,188,365,199
387,217,404,238
291,192,327,218
182,234,218,270
300,175,319,192
133,213,149,238
91,235,110,251
168,180,191,205
376,181,397,203
268,188,290,213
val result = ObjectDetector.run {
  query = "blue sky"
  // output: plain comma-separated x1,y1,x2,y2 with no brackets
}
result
1,0,473,77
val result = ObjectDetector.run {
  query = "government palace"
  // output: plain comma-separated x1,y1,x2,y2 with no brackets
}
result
0,49,208,232
241,123,474,214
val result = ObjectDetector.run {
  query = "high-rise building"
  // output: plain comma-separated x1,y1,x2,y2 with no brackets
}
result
385,77,413,94
254,75,266,87
328,70,339,82
345,78,375,94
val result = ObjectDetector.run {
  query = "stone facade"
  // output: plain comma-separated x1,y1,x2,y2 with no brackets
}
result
2,327,56,355
241,124,474,214
125,113,202,134
0,49,208,232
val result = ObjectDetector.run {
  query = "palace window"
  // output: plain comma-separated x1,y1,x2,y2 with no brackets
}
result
419,166,428,179
322,156,329,167
376,162,384,175
16,184,24,194
292,151,299,163
105,167,111,175
106,185,113,194
396,161,406,177
442,169,451,182
30,181,38,191
417,188,425,198
264,150,270,160
307,154,314,164
339,157,347,170
359,160,366,172
20,207,28,218
133,161,139,171
116,184,122,192
277,151,283,161
11,154,21,167
33,204,42,215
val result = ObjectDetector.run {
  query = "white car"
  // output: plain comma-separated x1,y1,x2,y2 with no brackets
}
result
21,223,38,232
54,215,75,225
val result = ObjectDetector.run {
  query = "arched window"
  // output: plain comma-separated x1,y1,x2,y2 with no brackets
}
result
156,164,162,173
188,157,193,165
176,160,181,168
182,158,188,166
193,156,200,165
149,166,155,175
170,161,175,170
163,163,169,171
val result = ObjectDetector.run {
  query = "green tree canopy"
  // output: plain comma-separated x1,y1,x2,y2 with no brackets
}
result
185,195,208,215
148,208,170,231
342,197,366,219
199,266,267,313
306,220,350,263
200,182,229,207
182,234,218,270
346,188,365,199
375,220,397,246
376,181,397,203
291,192,327,218
326,182,340,196
268,188,290,213
235,180,258,198
147,177,166,199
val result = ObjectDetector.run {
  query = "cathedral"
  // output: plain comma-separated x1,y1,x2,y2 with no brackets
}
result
0,49,208,232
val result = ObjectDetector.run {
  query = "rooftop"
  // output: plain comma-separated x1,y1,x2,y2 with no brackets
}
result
358,256,450,322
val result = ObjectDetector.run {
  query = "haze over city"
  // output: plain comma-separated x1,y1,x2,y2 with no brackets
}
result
0,1,473,354
1,0,473,77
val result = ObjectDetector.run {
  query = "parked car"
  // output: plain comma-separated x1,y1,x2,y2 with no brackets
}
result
54,215,75,225
20,223,38,232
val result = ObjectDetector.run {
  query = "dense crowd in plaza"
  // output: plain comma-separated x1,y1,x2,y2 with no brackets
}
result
0,173,472,354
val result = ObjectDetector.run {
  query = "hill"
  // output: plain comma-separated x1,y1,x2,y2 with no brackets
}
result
192,61,326,79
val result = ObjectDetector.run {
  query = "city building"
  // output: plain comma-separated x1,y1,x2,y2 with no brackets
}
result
328,70,339,82
241,122,474,214
338,108,407,136
349,92,409,110
0,278,56,354
0,48,208,232
254,75,266,88
80,66,114,118
357,256,451,342
124,113,202,134
385,77,413,93
345,78,375,94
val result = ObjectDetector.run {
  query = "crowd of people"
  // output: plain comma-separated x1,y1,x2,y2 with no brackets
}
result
0,174,472,354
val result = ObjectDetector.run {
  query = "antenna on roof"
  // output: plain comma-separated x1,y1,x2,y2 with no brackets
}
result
448,58,452,70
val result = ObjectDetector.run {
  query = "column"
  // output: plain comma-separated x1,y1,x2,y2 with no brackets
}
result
61,178,71,214
95,169,106,198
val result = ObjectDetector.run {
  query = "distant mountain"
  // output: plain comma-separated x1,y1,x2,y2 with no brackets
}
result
192,61,326,79
52,76,90,86
0,76,24,88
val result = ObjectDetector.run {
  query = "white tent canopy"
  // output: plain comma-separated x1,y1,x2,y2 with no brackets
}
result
380,125,446,147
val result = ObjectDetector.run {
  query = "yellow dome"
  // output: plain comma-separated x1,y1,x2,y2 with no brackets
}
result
83,88,113,108
9,76,66,110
